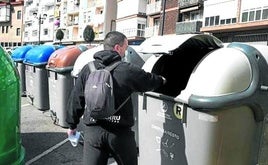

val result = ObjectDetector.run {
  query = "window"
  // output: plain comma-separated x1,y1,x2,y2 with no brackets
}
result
190,10,202,21
16,28,20,36
209,16,214,26
32,30,37,37
205,17,209,26
262,9,268,19
241,8,268,22
25,31,28,37
249,11,255,21
17,10,21,19
256,10,261,20
226,19,231,24
137,23,145,37
154,18,160,26
232,18,236,23
5,26,8,33
0,5,11,22
44,29,48,35
215,16,220,25
241,12,248,22
2,26,4,33
220,19,225,25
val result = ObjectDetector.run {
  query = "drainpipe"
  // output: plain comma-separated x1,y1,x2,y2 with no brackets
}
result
160,0,167,36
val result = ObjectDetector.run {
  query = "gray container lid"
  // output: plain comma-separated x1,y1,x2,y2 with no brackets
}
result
177,43,268,121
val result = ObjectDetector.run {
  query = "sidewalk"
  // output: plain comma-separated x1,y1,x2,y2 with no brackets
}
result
20,96,116,165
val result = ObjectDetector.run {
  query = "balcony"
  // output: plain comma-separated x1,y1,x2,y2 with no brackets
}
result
120,28,145,38
146,1,161,15
176,21,202,34
144,25,159,38
179,0,203,9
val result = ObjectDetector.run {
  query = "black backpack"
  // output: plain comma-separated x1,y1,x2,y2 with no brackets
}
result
84,61,128,119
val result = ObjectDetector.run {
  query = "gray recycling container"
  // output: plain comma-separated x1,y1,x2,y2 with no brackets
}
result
23,45,57,110
137,34,223,165
11,45,33,96
138,39,268,165
46,45,87,127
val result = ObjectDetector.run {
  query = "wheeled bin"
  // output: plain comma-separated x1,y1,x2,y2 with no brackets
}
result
138,37,268,165
137,34,223,165
46,45,88,127
0,46,25,165
11,45,33,96
23,45,57,110
71,45,103,77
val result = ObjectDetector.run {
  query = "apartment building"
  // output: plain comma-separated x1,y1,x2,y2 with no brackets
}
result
11,0,180,47
117,0,146,44
48,0,117,44
145,0,178,38
23,0,55,45
0,0,24,50
201,0,268,45
176,0,203,34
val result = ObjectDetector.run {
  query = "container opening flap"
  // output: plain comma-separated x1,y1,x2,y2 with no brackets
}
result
152,37,221,97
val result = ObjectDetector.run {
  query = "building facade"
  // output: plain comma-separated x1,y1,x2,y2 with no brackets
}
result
23,0,56,45
116,0,146,44
0,0,24,50
176,0,203,34
201,0,268,45
2,0,268,49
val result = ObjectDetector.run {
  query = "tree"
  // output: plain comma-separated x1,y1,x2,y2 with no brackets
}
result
56,29,64,44
83,25,95,44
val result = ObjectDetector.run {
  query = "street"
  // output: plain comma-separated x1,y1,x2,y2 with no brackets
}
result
20,96,117,165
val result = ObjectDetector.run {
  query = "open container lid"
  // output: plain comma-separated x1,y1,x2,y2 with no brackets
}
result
141,34,223,97
139,34,222,54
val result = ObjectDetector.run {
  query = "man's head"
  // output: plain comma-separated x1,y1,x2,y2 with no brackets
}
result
103,31,128,57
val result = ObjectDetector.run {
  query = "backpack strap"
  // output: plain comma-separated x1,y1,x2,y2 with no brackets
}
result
88,61,121,72
116,96,130,111
105,61,122,72
88,61,96,72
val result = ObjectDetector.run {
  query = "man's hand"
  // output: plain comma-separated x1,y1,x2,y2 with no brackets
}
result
67,128,77,136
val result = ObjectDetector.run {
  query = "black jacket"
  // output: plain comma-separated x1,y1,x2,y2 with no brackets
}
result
66,50,164,129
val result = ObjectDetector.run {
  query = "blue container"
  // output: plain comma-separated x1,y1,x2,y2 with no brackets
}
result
11,45,33,62
24,45,56,65
23,45,57,110
11,45,34,96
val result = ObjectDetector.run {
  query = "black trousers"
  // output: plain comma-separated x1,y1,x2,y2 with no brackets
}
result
83,125,137,165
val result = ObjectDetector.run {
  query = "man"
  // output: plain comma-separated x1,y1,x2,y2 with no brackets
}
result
66,31,166,165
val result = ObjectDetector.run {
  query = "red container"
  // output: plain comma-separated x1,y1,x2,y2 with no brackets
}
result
47,45,83,69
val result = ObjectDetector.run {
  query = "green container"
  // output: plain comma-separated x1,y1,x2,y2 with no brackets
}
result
0,46,25,164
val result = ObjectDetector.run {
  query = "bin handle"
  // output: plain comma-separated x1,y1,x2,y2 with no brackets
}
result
48,60,56,68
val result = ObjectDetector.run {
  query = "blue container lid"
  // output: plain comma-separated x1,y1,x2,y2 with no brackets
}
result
11,45,33,62
23,45,56,65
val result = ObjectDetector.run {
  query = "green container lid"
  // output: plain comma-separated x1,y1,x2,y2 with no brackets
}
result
0,46,25,164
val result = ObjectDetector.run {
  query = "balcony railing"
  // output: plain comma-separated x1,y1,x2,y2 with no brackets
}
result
144,25,159,38
146,1,162,15
176,21,202,34
179,0,203,9
120,28,145,38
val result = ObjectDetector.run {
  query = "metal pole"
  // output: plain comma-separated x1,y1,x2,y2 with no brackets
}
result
38,15,41,45
160,0,166,36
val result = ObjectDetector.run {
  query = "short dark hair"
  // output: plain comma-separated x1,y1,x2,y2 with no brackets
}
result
103,31,127,50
